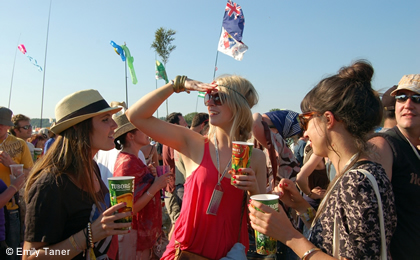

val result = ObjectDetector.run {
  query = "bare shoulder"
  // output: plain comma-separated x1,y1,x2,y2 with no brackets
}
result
368,136,394,180
251,148,266,166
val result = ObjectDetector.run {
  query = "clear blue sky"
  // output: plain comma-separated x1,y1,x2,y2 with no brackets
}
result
1,0,419,123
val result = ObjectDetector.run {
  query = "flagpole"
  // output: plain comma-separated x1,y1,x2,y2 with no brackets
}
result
8,34,21,108
40,0,52,128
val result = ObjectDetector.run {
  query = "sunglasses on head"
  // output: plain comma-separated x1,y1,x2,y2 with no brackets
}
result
298,111,320,131
395,94,420,104
18,124,32,130
204,92,226,106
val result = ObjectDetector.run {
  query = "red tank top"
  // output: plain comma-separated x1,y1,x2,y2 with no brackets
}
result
161,139,249,259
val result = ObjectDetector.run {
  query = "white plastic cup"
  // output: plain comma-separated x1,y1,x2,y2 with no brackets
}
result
10,164,24,179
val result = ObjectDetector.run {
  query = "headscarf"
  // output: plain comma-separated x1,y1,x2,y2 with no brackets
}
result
264,110,301,138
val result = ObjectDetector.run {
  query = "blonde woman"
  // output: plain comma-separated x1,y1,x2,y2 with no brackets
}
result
127,75,267,259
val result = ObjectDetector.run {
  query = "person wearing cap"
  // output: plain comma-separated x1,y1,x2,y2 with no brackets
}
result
378,85,398,132
23,90,132,260
369,74,420,259
113,113,169,259
0,107,33,260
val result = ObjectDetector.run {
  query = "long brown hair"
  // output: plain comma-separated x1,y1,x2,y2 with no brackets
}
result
25,118,103,210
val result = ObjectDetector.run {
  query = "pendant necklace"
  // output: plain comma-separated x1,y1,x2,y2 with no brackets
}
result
206,135,231,215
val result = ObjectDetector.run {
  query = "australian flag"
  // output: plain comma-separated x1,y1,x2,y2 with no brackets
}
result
218,0,248,61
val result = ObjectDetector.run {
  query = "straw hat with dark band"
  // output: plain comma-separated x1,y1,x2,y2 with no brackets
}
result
51,89,121,134
113,113,137,140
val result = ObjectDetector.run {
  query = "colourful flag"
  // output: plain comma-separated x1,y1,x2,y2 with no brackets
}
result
155,60,169,84
222,0,245,42
198,91,205,98
218,27,248,61
17,44,43,71
217,1,248,61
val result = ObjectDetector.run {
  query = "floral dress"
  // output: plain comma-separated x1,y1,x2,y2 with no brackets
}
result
309,161,397,259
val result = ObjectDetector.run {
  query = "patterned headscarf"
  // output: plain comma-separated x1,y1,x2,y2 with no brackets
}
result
264,110,301,138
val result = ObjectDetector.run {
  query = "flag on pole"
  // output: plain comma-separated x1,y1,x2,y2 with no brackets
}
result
217,0,248,61
198,91,206,98
17,44,43,71
155,60,169,84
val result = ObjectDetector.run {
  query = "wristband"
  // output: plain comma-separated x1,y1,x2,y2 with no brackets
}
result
146,190,154,197
297,207,316,222
301,247,321,260
172,75,190,94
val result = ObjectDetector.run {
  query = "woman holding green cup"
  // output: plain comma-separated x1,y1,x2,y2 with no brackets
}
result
23,90,132,259
249,61,396,259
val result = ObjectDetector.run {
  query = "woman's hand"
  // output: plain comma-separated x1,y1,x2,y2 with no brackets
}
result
148,163,157,177
184,78,216,93
230,168,259,194
153,172,171,191
248,200,298,243
91,202,132,243
274,179,310,213
310,186,326,200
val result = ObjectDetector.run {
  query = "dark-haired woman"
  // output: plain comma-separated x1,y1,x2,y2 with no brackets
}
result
23,90,132,260
249,61,397,259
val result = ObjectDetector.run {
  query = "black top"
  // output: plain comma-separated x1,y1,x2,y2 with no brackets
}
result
25,164,112,259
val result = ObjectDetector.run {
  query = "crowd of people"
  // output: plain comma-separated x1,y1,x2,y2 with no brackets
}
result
0,60,418,260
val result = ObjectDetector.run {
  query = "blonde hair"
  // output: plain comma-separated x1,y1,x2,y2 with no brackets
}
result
207,75,259,142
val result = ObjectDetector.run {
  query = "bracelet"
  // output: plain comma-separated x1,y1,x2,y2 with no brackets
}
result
297,207,316,222
146,190,154,197
301,247,321,260
9,184,18,192
172,75,190,94
87,222,94,248
307,191,313,198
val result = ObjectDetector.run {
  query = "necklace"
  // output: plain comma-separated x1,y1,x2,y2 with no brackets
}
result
206,135,232,215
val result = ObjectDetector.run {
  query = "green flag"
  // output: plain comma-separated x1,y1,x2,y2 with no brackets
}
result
198,91,205,98
155,60,168,84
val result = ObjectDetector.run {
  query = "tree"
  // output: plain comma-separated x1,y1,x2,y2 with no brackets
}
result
269,108,280,112
184,112,197,126
151,27,176,117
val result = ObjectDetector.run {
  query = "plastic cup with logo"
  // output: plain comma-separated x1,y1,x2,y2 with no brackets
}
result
108,176,135,229
33,148,43,162
231,141,253,185
10,164,24,179
250,194,279,255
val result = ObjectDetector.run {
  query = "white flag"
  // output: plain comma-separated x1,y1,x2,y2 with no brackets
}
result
217,27,248,61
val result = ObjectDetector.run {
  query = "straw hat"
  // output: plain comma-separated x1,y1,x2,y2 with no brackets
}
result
113,113,137,140
51,89,121,134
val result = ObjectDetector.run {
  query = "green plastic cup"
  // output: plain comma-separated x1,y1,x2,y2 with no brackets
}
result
108,176,135,229
250,194,279,255
231,141,253,185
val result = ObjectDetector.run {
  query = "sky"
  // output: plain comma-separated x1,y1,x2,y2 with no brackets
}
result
1,0,419,124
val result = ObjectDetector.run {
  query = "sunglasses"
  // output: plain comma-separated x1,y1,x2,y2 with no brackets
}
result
204,92,225,106
395,94,420,104
18,124,32,130
298,111,320,131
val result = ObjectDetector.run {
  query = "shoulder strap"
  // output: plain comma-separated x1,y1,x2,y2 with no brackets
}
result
261,120,277,190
